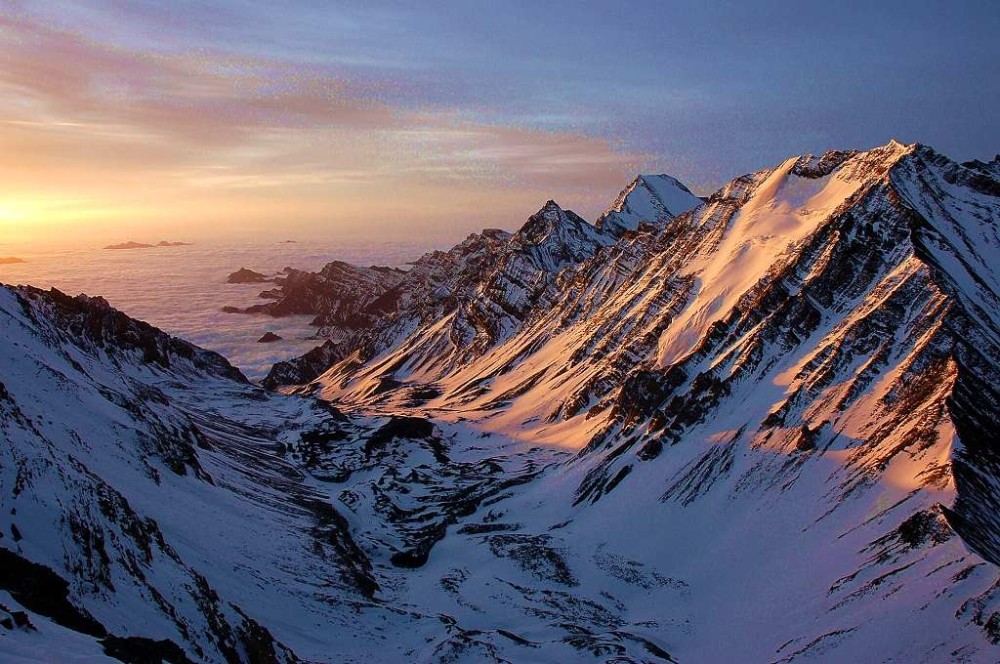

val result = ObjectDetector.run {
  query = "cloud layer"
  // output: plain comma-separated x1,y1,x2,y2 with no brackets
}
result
3,1,997,249
0,9,651,248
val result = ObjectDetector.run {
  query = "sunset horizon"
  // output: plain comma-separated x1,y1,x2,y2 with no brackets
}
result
2,3,999,663
3,2,997,251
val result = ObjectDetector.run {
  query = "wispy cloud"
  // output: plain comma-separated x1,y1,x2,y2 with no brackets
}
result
0,9,651,247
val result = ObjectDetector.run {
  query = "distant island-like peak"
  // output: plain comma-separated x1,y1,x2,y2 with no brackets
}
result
104,240,192,250
226,267,272,284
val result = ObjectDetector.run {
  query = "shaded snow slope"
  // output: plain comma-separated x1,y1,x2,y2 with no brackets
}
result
302,141,1000,660
596,174,704,235
4,140,1000,663
1,286,671,661
0,286,376,662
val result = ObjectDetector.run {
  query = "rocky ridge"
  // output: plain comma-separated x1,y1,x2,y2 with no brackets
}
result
4,141,1000,662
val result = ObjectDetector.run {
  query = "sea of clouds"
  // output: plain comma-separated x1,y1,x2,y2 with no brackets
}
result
0,239,432,380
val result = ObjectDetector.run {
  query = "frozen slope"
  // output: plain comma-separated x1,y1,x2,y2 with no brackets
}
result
305,141,1000,660
596,173,705,235
4,141,1000,662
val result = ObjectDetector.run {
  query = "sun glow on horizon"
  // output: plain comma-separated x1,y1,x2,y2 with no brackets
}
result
2,4,994,255
0,10,659,254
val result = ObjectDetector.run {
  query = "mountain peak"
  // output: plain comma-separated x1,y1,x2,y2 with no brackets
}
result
516,199,586,240
505,199,609,271
870,138,920,165
635,173,693,192
596,172,703,235
538,199,565,218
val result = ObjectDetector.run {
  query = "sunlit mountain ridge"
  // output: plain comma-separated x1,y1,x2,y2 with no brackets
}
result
2,141,1000,662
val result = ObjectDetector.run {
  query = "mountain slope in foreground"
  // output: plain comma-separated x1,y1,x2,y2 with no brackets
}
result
2,141,1000,662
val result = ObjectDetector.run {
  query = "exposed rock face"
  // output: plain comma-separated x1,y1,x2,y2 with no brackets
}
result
5,141,1000,662
595,173,705,235
962,154,1000,181
226,267,271,284
257,331,282,343
261,340,345,389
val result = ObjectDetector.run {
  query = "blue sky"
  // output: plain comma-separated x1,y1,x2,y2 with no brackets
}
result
2,1,998,245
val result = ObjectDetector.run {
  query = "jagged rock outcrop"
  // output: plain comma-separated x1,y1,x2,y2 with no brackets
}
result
226,267,271,284
262,339,345,390
5,141,1000,663
595,173,705,235
225,261,406,339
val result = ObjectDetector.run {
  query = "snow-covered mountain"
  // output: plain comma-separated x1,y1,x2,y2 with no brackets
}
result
257,198,637,390
3,141,1000,662
0,286,376,662
298,140,1000,658
251,179,704,391
595,173,704,236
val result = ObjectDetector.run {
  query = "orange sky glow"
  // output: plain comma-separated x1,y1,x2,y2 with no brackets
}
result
0,11,655,251
6,2,994,253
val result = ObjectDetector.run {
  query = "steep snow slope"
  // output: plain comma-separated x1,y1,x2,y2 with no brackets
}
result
303,141,1000,660
0,286,379,662
254,175,703,389
4,140,1000,663
596,174,704,235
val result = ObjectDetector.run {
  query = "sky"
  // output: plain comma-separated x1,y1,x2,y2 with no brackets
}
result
1,1,998,249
